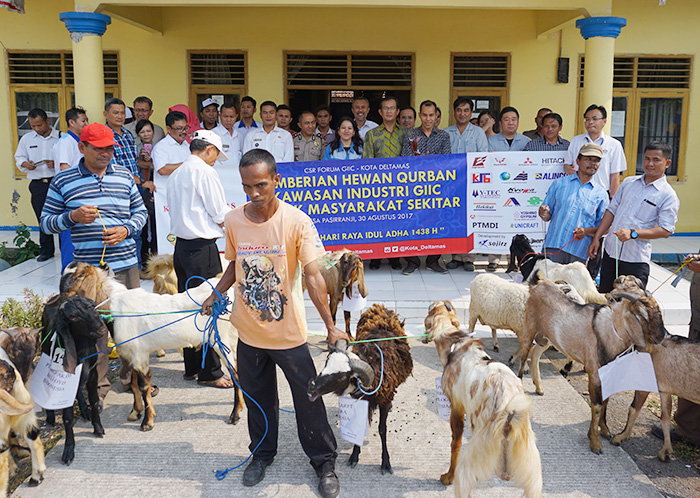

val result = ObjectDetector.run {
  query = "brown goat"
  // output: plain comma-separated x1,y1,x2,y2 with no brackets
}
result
519,275,666,454
145,254,179,296
304,249,368,337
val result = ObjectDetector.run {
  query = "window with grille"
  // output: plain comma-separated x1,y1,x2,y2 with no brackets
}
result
579,56,691,89
9,51,120,86
452,54,509,88
189,52,246,86
286,53,413,88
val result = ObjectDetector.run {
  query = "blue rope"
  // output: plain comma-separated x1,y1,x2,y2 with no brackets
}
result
183,276,270,481
355,342,383,396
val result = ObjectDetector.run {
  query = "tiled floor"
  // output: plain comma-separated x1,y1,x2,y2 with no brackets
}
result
0,231,695,337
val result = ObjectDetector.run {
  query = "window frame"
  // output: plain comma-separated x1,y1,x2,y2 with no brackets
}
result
449,52,510,126
187,50,247,112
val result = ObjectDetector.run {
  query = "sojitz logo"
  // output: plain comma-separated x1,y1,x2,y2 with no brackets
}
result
473,173,491,183
527,196,543,206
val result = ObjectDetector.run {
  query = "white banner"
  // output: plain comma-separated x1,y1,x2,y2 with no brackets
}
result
466,151,567,254
153,160,247,254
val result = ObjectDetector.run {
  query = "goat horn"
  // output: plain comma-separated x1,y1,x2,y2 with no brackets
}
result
614,292,641,303
333,340,348,352
349,357,375,389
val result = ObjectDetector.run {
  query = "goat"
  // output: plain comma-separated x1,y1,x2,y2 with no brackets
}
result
424,301,542,498
518,274,666,454
303,249,368,337
468,273,583,371
307,304,412,474
59,262,243,431
0,327,45,495
611,332,700,461
41,295,109,465
145,254,179,356
506,234,607,305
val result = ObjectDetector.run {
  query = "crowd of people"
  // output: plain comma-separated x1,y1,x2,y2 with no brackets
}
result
11,91,689,497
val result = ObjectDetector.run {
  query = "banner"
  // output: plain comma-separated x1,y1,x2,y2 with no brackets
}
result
155,154,468,259
466,151,567,254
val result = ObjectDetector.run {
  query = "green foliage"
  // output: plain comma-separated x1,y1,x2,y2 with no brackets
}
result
0,224,41,266
0,289,45,329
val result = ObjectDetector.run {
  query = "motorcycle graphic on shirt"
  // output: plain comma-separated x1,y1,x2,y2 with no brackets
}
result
239,254,287,322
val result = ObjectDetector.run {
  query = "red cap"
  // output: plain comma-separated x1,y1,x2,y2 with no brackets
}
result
80,123,118,147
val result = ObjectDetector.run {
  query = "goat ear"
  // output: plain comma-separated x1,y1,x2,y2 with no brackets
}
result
0,390,33,417
505,250,516,273
444,301,453,312
54,306,79,375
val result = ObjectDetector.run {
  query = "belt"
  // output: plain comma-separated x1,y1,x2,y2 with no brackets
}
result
31,178,52,184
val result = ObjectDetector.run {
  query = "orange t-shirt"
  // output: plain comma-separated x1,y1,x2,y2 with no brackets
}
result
224,200,325,349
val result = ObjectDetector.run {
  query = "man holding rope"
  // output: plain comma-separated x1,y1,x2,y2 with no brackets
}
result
588,141,679,292
538,143,609,265
202,148,349,498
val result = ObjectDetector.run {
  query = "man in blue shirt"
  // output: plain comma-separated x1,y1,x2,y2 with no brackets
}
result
445,96,488,154
487,106,530,152
538,143,609,264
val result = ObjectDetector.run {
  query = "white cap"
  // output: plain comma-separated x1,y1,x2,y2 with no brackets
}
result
192,129,229,162
200,98,219,112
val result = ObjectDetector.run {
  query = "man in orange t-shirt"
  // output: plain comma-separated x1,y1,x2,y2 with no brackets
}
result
202,149,349,498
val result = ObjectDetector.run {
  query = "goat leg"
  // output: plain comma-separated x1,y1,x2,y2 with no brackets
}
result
599,399,611,439
441,407,465,485
228,366,244,425
379,403,393,475
587,372,604,454
76,387,90,421
612,390,649,446
658,393,674,462
0,446,9,495
25,425,45,485
45,409,56,426
344,310,353,340
559,360,574,378
61,406,75,465
127,366,143,421
87,365,104,438
529,343,549,396
348,444,361,468
139,369,155,432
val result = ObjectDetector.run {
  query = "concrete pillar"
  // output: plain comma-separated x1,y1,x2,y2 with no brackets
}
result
576,16,626,134
59,12,111,125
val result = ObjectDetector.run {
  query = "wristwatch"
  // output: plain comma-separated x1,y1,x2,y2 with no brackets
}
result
630,229,638,239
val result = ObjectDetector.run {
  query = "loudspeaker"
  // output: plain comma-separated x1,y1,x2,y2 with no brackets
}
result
557,57,570,83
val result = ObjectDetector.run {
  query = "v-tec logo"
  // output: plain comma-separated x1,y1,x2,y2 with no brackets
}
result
504,197,520,207
472,173,491,183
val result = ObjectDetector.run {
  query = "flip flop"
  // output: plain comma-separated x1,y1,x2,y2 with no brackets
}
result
150,385,159,398
197,378,234,389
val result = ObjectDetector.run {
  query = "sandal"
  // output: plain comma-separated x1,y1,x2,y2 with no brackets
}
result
197,377,234,389
150,385,159,398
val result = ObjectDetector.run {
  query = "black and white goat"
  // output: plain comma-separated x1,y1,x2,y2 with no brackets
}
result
307,304,412,474
41,295,109,465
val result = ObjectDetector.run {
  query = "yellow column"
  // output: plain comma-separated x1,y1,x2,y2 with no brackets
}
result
60,12,111,123
576,17,626,134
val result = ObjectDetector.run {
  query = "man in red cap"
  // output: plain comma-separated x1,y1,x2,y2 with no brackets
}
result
41,122,148,408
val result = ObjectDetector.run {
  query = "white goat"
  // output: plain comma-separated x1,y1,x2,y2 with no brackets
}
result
527,260,607,304
60,262,243,431
0,328,45,496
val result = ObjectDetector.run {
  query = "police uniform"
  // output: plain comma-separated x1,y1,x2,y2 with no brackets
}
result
293,132,327,162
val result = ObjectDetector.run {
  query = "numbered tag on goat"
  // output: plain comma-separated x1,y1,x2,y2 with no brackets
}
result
28,353,82,410
343,281,367,312
436,376,452,421
599,350,658,401
339,396,369,446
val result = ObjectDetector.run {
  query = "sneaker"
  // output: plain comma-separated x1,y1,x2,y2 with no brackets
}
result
426,261,448,274
369,260,380,270
317,463,340,498
390,259,402,270
402,263,418,275
446,260,462,270
36,253,54,262
651,425,699,447
242,457,274,487
487,262,498,271
463,262,475,272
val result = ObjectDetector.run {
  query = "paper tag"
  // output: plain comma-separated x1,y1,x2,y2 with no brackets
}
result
339,396,369,446
436,377,452,420
50,347,65,372
342,281,368,312
28,353,83,409
512,274,524,284
599,350,659,400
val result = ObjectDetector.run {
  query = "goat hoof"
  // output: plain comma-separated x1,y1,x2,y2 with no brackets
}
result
140,423,154,432
228,414,240,425
28,477,43,487
559,369,569,378
93,428,105,438
590,446,603,455
127,410,141,422
380,464,393,475
440,472,454,485
493,346,499,352
536,388,544,396
348,459,358,468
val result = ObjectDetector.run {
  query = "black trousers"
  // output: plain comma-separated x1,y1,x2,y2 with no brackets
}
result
599,252,650,293
405,255,439,267
29,179,55,256
174,237,224,382
237,339,337,471
140,187,157,261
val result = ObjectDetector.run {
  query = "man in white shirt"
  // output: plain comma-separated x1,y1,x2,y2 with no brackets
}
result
153,111,191,177
235,96,263,142
53,106,88,271
588,141,679,293
124,96,165,146
564,104,626,197
351,96,378,139
167,129,233,388
199,98,219,131
15,108,59,261
243,101,294,163
214,103,246,208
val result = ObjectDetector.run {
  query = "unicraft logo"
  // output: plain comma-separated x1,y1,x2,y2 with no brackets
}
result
503,197,520,207
510,222,538,229
472,173,491,183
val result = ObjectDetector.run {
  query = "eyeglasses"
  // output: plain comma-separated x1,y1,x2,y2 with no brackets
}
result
584,117,604,122
171,125,189,132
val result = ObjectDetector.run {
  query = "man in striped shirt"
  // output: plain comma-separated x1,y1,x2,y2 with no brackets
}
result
523,113,571,152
